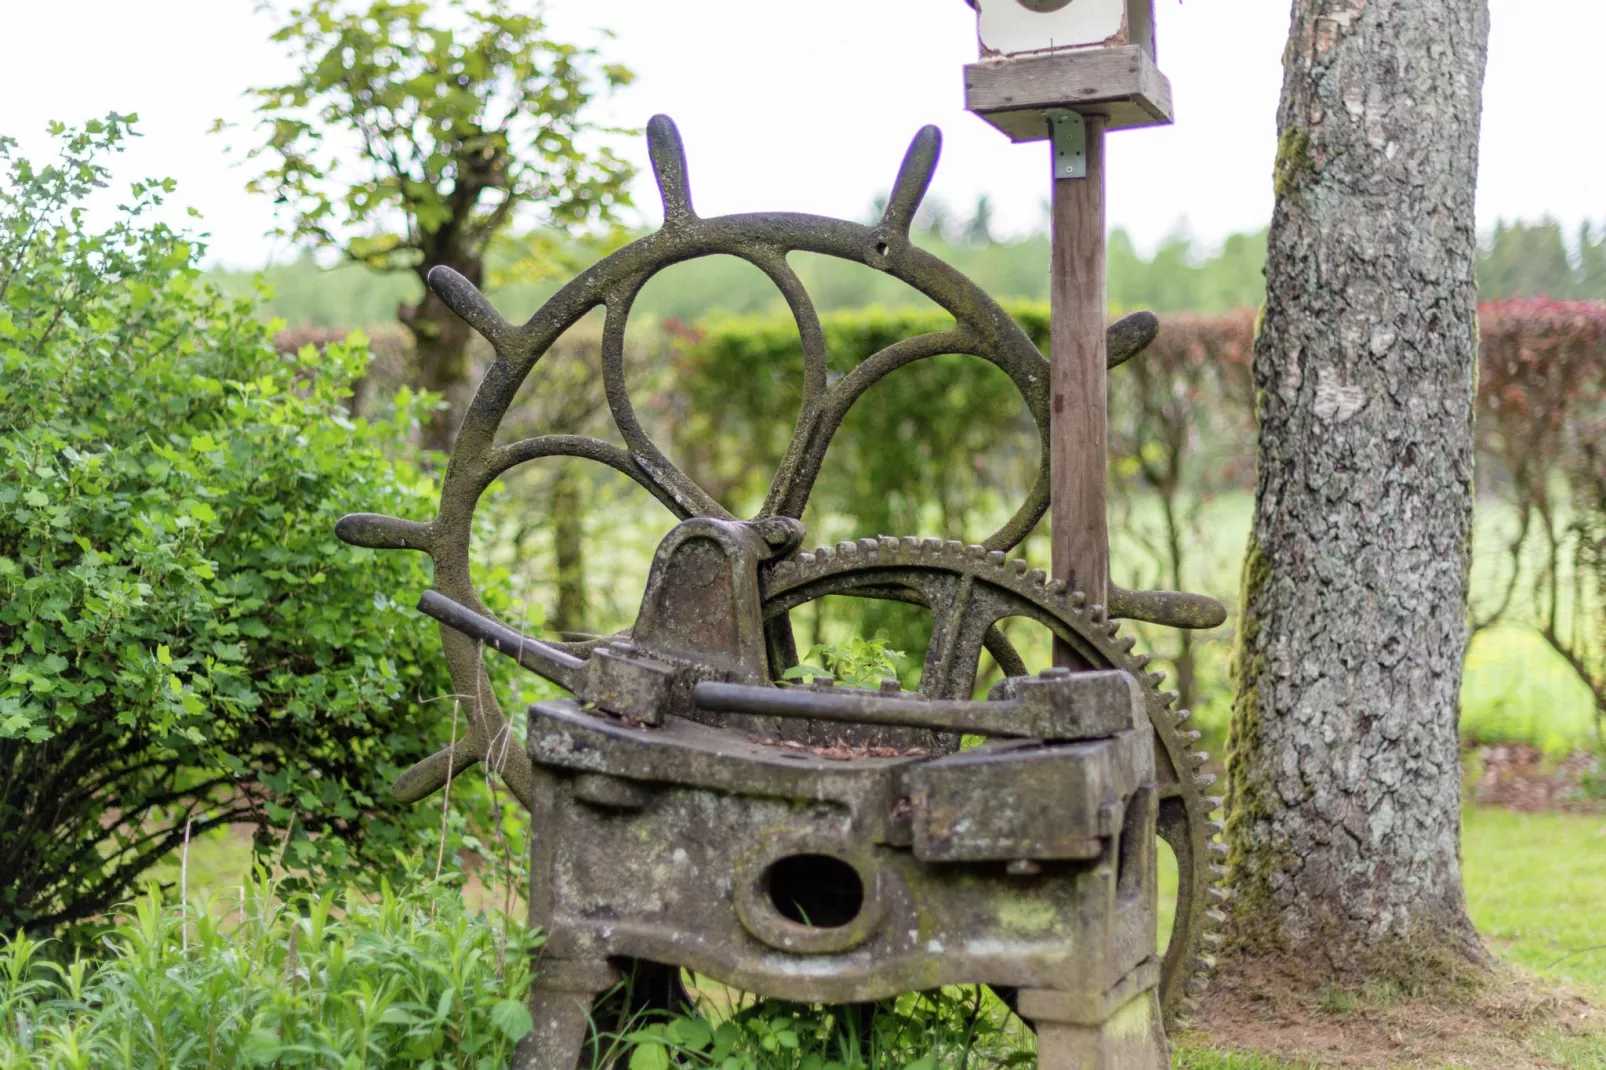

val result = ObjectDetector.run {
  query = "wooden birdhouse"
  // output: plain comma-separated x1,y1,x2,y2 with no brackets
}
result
965,0,1172,140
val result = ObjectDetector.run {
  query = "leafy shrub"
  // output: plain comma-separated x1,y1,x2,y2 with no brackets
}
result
0,878,539,1068
614,988,1033,1070
0,117,465,935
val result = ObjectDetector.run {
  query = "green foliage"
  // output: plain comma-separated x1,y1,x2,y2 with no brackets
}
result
614,988,1032,1070
202,221,1270,329
0,878,540,1068
669,307,1041,540
782,638,906,690
242,0,634,273
1479,219,1606,302
0,118,467,934
1106,227,1268,316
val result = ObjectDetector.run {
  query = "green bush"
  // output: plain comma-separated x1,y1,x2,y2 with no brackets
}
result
0,879,539,1068
0,117,463,935
613,988,1033,1070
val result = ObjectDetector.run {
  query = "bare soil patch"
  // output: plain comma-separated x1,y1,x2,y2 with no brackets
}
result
1190,958,1606,1069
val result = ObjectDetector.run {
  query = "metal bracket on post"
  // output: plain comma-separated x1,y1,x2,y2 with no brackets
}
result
1050,111,1088,179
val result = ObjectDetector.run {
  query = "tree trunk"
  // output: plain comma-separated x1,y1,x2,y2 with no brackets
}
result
402,257,482,452
1225,0,1490,974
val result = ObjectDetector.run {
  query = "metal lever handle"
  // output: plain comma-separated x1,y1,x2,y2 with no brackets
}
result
1109,586,1228,630
417,590,585,691
694,669,1137,741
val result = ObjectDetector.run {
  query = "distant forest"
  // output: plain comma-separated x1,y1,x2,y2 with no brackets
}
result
207,209,1606,330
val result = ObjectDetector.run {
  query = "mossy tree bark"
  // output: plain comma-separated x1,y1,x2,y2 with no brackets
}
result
1226,0,1491,973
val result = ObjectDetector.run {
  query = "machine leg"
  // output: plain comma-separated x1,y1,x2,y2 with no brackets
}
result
512,958,618,1070
1030,988,1169,1070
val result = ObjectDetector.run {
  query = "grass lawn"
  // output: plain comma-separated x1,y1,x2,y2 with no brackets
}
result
1463,807,1606,996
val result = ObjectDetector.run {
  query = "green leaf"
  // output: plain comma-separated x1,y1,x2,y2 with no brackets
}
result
156,644,172,665
628,1042,670,1070
666,1016,712,1051
489,998,533,1041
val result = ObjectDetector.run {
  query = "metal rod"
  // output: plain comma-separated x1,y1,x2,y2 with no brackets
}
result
417,589,585,689
693,680,1030,737
1050,114,1110,667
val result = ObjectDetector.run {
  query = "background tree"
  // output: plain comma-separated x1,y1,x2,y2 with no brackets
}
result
1472,300,1606,733
240,0,634,449
1478,219,1606,301
1225,0,1492,976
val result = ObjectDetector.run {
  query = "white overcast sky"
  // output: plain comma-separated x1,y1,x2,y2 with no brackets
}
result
2,0,1601,269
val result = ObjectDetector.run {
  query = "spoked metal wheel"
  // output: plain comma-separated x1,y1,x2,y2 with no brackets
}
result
336,113,1228,1029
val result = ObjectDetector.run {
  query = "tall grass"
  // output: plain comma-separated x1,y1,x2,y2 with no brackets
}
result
0,878,539,1069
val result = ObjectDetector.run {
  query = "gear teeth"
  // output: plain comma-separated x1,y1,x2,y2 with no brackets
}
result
753,535,1225,1029
1205,796,1224,813
1172,1015,1194,1033
1180,997,1199,1014
1190,751,1210,769
1187,976,1211,997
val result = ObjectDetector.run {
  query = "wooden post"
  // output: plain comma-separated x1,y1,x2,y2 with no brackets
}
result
1051,115,1109,668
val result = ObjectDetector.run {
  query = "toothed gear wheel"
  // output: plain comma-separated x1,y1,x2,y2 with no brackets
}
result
762,536,1225,1029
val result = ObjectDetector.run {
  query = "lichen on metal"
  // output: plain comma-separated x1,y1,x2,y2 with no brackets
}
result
338,114,1228,1068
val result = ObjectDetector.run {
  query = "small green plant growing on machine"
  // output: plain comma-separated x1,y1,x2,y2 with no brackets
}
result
782,638,907,689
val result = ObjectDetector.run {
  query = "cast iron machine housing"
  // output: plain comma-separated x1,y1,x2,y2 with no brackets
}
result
337,115,1228,1069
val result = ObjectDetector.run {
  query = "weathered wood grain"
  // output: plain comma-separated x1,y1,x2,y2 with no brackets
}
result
1051,117,1110,647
